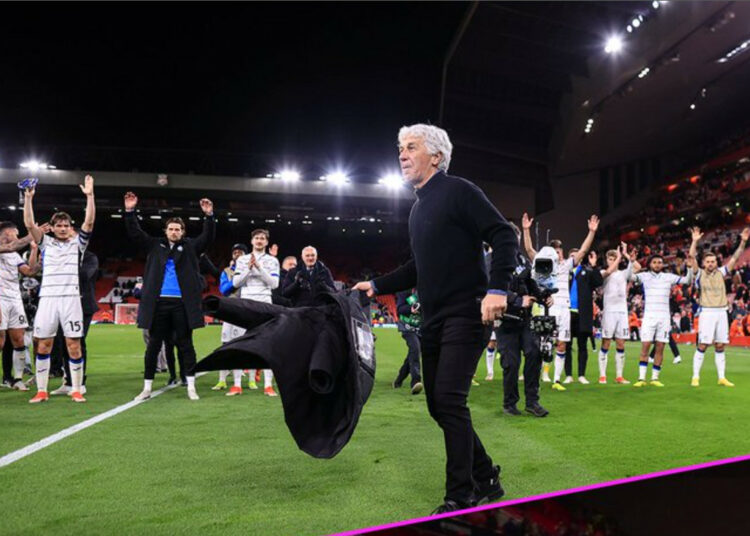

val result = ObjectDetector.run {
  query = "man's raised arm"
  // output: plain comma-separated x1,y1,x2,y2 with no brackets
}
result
572,215,599,266
22,187,43,244
521,212,537,259
80,175,96,233
192,198,215,255
727,227,749,272
123,192,155,248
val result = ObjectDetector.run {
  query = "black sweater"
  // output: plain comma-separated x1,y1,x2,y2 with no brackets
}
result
373,172,518,326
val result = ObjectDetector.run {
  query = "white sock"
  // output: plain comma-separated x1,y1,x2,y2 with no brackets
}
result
264,369,273,388
36,354,51,392
715,351,726,380
692,350,705,378
13,348,26,380
598,349,608,378
553,352,565,382
233,369,242,387
144,379,153,392
70,357,84,392
651,365,661,380
187,376,196,389
249,369,256,383
615,350,625,378
638,362,647,381
486,348,495,375
219,370,229,383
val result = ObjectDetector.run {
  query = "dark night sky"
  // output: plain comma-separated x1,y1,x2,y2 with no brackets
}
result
1,3,467,171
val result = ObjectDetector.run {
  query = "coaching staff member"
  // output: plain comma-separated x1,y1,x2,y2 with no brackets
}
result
282,246,335,306
123,192,215,401
493,223,550,418
354,124,517,514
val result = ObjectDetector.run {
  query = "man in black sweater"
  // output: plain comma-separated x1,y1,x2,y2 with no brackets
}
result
354,124,517,513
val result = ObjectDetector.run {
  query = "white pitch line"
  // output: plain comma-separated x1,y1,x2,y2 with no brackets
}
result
0,372,207,469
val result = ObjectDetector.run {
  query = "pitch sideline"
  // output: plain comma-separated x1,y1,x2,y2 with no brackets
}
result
0,372,208,469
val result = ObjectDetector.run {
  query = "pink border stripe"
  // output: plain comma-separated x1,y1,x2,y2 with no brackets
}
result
330,453,750,536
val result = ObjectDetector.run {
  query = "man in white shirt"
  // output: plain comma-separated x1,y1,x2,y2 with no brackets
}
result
0,222,41,390
522,213,599,391
689,226,748,387
232,229,280,396
631,235,696,387
597,243,636,384
23,175,95,403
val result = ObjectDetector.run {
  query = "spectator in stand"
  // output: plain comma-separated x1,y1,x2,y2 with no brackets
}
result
282,246,335,307
272,255,297,306
679,310,692,333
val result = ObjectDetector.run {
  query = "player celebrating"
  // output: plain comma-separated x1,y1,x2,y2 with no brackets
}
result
23,175,96,403
631,235,696,388
690,226,748,387
212,243,249,394
232,229,280,396
0,223,42,390
597,243,635,384
522,213,599,391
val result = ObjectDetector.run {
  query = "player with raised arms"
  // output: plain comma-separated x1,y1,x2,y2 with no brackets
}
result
23,175,96,403
689,226,748,387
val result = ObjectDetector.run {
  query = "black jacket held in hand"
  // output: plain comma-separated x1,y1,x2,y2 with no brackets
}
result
194,290,375,459
571,264,604,334
373,172,518,326
124,211,215,330
281,261,336,306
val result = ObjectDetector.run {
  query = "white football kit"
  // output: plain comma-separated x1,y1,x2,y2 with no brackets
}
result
550,257,574,342
33,231,90,338
0,252,29,330
600,263,631,340
633,269,692,343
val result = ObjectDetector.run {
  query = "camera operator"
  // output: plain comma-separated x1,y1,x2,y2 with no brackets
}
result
496,223,551,418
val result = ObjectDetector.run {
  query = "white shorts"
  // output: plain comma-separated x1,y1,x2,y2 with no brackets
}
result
221,322,246,343
33,296,84,339
550,306,571,342
601,311,629,340
0,299,29,330
641,314,671,343
697,308,729,345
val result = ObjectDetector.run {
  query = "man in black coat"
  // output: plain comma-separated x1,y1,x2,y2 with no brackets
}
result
354,124,517,514
282,246,335,306
564,250,604,383
123,191,215,401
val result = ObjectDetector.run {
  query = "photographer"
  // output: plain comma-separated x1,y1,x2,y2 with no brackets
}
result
282,246,335,307
496,223,551,417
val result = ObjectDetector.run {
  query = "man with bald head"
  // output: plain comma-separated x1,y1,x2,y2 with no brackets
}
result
281,246,335,306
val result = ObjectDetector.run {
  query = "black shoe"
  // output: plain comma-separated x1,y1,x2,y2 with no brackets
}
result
503,406,522,416
410,382,423,395
525,404,549,418
180,379,188,387
392,378,403,389
166,377,178,386
475,465,505,505
431,499,470,515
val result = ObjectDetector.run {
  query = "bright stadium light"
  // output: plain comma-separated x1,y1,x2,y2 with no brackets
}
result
604,35,623,54
321,171,349,186
279,170,301,182
378,172,403,190
638,67,650,78
632,18,641,28
20,160,52,172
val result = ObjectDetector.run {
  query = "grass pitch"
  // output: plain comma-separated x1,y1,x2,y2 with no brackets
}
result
1,325,749,536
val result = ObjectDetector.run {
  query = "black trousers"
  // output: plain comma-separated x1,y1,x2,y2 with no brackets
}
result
649,331,680,358
144,299,196,381
420,316,495,505
395,329,421,386
1,336,14,383
564,311,591,377
496,323,541,409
